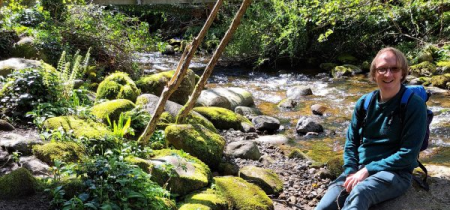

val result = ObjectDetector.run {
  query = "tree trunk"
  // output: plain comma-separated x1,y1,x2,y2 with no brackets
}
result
138,0,224,145
176,0,252,124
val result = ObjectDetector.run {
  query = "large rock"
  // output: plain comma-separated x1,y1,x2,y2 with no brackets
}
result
165,124,225,169
177,188,230,210
296,117,324,134
286,86,313,99
136,94,216,132
252,115,280,133
149,149,211,197
11,37,44,60
0,168,37,200
239,166,283,196
136,69,196,105
332,64,362,78
235,106,262,117
430,74,450,89
311,104,328,116
196,87,254,110
96,72,141,102
91,99,135,123
214,176,274,210
0,119,15,131
18,156,50,176
32,142,85,166
371,165,450,210
0,58,55,77
225,140,261,160
255,134,290,145
43,116,113,139
193,106,254,132
410,61,437,77
0,132,42,155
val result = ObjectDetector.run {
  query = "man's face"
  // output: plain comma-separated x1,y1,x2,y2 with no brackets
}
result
374,51,403,92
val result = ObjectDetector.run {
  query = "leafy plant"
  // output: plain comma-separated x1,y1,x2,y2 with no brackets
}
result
57,48,91,100
48,155,172,210
106,112,135,138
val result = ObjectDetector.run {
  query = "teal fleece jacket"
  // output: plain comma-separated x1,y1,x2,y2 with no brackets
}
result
343,86,427,175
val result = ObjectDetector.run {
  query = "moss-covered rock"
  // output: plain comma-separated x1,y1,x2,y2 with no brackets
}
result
437,60,450,73
91,99,135,123
327,156,344,179
193,106,253,131
136,94,217,132
0,58,55,77
214,176,273,210
288,149,307,159
32,142,85,165
11,37,46,61
150,149,211,197
124,156,153,173
136,69,196,104
239,166,283,196
332,64,361,78
43,116,113,139
0,168,37,199
96,72,140,102
165,124,225,169
430,74,450,89
177,188,230,210
410,61,437,77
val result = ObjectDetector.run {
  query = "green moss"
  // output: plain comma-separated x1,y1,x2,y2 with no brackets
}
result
214,176,273,210
165,124,225,168
136,94,150,106
193,106,252,131
124,156,153,173
239,166,283,196
288,149,307,159
430,74,450,89
0,168,37,199
96,72,140,102
437,60,450,67
32,142,85,165
332,64,360,78
91,99,135,122
150,149,211,196
178,188,230,210
327,156,344,179
43,116,113,139
410,61,437,77
300,138,343,166
136,69,196,104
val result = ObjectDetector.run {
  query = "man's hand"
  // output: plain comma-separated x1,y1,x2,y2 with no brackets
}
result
343,167,369,193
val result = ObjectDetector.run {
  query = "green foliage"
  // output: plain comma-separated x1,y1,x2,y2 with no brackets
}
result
0,67,61,121
57,48,91,100
48,155,172,210
107,112,135,138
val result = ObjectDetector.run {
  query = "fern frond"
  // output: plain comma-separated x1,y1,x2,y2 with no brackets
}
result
57,51,66,73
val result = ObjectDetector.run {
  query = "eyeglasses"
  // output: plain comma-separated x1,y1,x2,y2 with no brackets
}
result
376,67,401,74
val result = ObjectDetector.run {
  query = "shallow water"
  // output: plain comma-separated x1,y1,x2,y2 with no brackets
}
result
137,53,450,164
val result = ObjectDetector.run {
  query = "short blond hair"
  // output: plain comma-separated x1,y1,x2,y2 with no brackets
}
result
369,47,409,83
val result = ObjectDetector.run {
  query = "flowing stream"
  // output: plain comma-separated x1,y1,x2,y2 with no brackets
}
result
136,53,450,165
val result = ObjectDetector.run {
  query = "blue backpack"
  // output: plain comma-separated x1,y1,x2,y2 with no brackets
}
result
360,85,433,191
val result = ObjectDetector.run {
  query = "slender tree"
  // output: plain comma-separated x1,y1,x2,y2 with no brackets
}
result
176,0,252,124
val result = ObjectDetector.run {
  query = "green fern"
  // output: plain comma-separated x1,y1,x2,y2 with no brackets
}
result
56,48,91,100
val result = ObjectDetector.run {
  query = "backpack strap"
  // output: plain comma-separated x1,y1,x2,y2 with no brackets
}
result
359,90,378,145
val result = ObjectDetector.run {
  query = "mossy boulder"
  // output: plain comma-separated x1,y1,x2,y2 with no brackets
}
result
417,51,434,63
193,106,254,131
0,58,55,77
0,168,37,200
437,60,450,73
177,188,230,210
327,156,344,179
165,124,225,169
239,166,283,196
43,116,113,139
430,74,450,89
149,149,211,197
136,94,217,132
214,176,273,210
410,61,437,77
124,156,153,173
32,142,85,165
96,72,140,102
11,37,46,61
332,64,361,78
288,149,307,159
91,99,135,123
136,69,196,104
